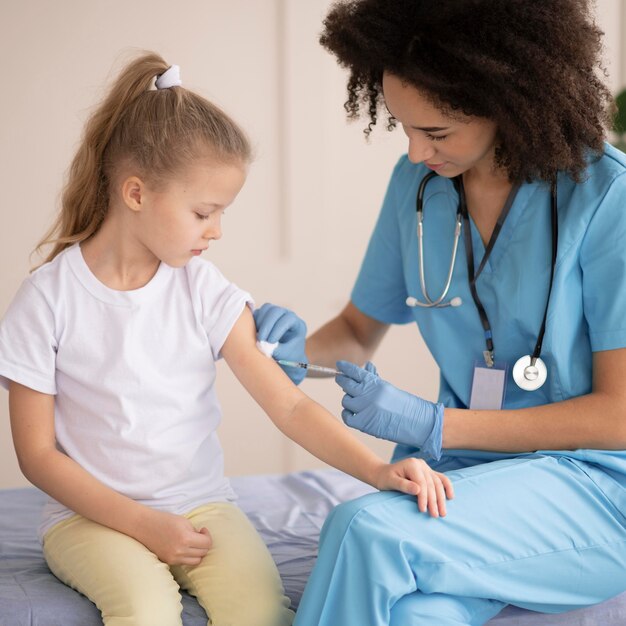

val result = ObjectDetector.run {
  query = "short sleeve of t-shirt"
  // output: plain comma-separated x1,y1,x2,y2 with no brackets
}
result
351,157,415,325
186,258,254,361
580,171,626,351
0,279,57,394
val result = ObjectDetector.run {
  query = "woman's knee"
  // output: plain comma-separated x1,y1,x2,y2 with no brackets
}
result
390,591,505,626
325,491,395,526
321,491,409,543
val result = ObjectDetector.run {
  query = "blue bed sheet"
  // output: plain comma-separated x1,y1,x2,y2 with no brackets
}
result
0,469,624,625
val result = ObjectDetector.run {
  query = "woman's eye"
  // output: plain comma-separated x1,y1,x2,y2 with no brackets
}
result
426,134,447,142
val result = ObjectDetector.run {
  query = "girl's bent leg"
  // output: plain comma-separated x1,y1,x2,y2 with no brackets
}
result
171,502,294,626
43,515,183,626
294,455,626,626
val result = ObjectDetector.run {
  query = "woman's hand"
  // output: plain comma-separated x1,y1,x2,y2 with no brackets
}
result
375,457,454,518
254,302,308,384
336,360,444,460
135,509,213,566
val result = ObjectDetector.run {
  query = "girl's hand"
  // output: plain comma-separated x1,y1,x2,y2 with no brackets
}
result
135,509,213,566
374,457,454,518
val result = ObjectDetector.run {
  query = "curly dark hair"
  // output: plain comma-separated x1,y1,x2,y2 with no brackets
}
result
320,0,614,182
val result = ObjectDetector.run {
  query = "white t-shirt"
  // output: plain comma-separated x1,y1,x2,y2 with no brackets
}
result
0,244,252,540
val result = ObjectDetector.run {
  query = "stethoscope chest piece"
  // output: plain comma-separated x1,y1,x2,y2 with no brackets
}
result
512,355,547,391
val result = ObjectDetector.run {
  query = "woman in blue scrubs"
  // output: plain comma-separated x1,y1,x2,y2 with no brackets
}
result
255,0,626,623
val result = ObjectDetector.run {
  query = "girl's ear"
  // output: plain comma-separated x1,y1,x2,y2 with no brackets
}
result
121,176,147,213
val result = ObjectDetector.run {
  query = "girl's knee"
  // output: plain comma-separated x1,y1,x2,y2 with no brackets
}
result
104,601,183,626
203,590,294,626
95,579,184,626
254,603,295,626
184,543,294,626
224,602,294,626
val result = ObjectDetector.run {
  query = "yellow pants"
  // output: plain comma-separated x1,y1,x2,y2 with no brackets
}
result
42,502,295,626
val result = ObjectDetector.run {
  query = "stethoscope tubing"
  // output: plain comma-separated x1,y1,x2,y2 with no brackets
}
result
409,171,559,390
414,171,462,307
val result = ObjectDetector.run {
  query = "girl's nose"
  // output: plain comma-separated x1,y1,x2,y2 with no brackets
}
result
207,226,221,240
204,218,222,241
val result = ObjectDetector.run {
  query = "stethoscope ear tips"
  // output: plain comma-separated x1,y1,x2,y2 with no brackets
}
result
406,296,419,307
450,297,462,307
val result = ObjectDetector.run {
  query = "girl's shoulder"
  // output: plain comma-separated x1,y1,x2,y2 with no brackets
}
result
184,255,231,289
27,244,76,297
182,256,252,311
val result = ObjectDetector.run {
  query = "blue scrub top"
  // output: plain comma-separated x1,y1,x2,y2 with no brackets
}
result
352,144,626,484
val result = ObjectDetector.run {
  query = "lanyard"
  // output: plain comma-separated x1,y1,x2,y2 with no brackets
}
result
457,177,558,367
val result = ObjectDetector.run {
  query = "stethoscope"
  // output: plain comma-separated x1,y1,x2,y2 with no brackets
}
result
404,171,464,309
406,171,559,392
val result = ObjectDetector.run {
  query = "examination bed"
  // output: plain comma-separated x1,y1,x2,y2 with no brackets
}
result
1,469,625,625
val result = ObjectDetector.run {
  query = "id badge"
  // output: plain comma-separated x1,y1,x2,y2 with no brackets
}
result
469,361,508,410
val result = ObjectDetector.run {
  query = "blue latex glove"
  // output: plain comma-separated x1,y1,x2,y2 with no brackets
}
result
254,303,308,385
336,360,444,460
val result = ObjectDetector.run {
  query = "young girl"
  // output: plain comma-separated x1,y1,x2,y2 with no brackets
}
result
0,52,453,626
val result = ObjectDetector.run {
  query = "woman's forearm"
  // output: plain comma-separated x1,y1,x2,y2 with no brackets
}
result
444,392,626,452
306,302,389,373
445,349,626,452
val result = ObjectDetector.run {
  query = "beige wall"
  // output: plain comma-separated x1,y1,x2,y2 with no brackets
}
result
1,1,624,489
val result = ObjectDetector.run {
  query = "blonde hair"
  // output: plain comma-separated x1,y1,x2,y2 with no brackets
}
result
34,51,251,266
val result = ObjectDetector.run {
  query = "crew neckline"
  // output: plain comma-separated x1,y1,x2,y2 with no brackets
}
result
66,243,172,306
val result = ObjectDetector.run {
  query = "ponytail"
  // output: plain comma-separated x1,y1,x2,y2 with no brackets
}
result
34,51,250,267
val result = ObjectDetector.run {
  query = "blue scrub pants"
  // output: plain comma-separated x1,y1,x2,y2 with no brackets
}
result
293,455,626,626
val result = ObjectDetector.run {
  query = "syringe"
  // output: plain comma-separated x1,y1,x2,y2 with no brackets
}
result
277,360,341,376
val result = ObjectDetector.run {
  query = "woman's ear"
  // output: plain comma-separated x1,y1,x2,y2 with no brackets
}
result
121,176,147,213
